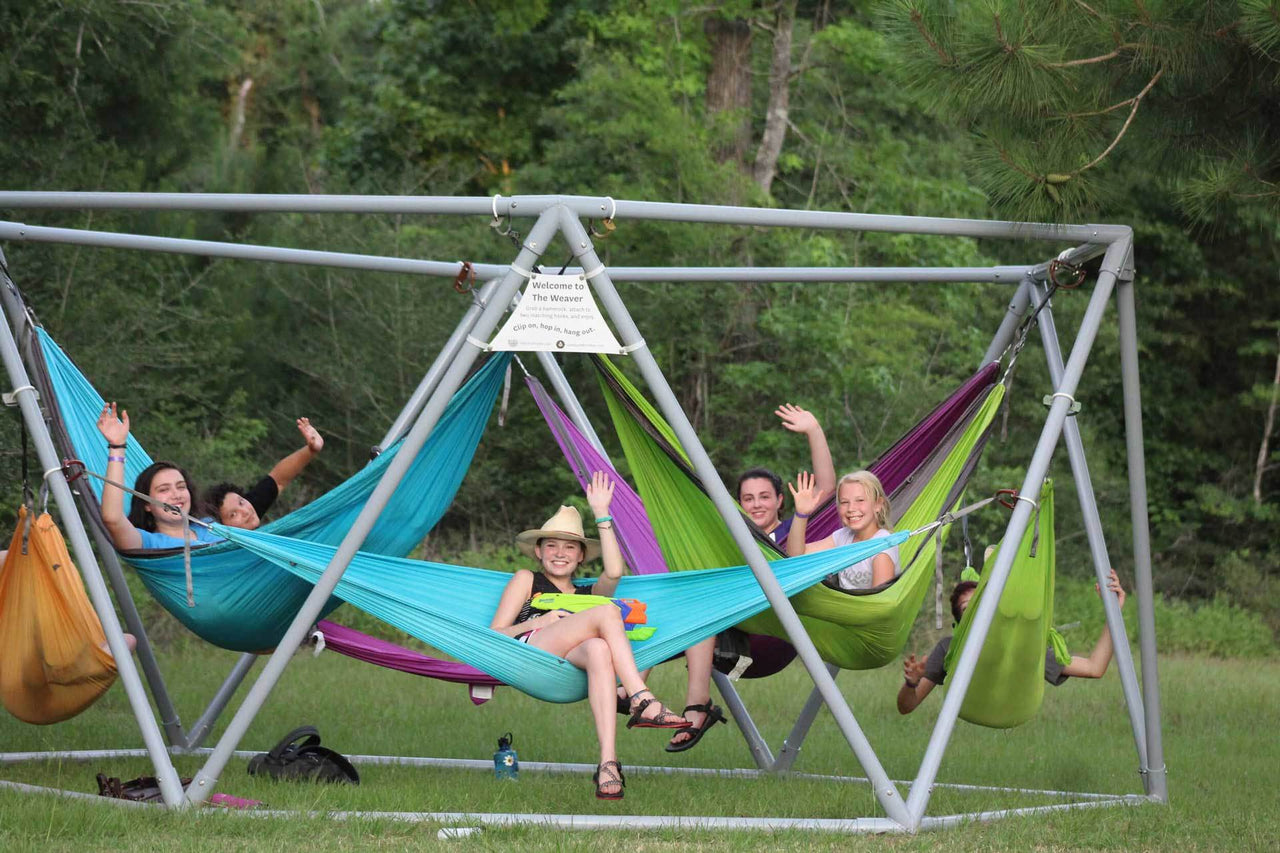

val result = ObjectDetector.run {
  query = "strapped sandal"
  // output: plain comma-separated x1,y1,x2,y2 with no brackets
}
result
593,760,625,800
665,702,727,753
625,689,694,730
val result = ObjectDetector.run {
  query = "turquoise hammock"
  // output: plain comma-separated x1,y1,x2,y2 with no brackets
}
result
944,480,1069,729
593,355,1006,670
214,523,908,703
31,327,510,652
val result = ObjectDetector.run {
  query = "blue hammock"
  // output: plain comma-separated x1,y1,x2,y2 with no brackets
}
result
215,523,909,703
35,328,510,651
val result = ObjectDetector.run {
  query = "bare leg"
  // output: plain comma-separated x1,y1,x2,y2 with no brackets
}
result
528,607,679,722
669,636,717,748
566,638,618,765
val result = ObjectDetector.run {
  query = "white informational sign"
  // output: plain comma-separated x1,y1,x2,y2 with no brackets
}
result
488,273,625,354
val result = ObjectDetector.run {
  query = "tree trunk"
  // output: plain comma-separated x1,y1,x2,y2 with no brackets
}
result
704,15,753,167
1253,327,1280,504
753,0,797,194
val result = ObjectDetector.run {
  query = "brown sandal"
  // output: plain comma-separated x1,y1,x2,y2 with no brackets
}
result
625,689,694,730
593,760,625,800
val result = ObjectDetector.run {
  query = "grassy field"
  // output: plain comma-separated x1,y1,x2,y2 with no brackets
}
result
1,638,1277,851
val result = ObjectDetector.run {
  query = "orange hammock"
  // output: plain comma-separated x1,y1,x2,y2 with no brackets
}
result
0,506,117,724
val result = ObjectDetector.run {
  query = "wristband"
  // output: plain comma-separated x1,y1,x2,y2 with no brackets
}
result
794,511,811,519
594,515,613,524
108,455,126,463
904,678,919,689
107,443,127,449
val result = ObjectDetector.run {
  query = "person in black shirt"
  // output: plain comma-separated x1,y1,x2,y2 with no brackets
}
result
205,417,324,530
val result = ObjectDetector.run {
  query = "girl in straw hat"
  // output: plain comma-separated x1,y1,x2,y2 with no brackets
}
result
490,471,691,800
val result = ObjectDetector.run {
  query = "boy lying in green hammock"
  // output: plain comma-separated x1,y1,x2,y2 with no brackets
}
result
897,568,1126,715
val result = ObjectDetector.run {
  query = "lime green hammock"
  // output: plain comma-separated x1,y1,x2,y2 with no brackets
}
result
595,356,1006,670
944,479,1069,729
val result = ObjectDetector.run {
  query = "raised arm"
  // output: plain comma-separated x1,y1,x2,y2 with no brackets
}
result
1062,570,1127,679
266,417,324,492
96,403,142,550
786,471,834,556
777,404,836,501
586,471,624,596
897,653,937,714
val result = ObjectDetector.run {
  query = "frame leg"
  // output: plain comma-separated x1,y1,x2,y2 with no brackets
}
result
1031,281,1149,768
183,209,561,807
1115,267,1167,801
0,289,185,806
772,663,840,773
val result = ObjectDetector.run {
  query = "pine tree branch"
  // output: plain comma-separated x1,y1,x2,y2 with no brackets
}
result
1073,0,1103,19
1049,44,1139,67
910,8,953,64
1070,67,1163,176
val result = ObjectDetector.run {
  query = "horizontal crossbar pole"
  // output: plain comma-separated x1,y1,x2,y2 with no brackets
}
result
0,220,1059,283
0,192,1132,242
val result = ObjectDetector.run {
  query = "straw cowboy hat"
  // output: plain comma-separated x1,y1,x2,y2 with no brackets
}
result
516,505,601,561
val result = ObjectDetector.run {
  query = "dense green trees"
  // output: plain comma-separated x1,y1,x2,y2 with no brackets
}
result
1,1,1276,635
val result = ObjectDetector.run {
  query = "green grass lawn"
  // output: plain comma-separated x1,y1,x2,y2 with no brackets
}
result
1,639,1277,851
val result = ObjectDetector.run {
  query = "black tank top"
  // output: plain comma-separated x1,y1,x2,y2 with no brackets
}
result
514,572,592,625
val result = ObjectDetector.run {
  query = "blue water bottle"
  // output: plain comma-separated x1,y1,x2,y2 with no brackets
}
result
494,732,518,780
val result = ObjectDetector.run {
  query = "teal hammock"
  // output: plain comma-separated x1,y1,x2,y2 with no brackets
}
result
34,328,510,652
214,523,909,703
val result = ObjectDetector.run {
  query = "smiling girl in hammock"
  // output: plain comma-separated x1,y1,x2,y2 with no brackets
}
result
489,471,691,801
785,469,901,590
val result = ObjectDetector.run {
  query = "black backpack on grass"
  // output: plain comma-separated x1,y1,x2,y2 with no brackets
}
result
247,725,360,785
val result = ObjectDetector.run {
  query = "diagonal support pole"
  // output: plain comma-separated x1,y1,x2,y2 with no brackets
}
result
377,277,504,452
557,207,911,827
773,279,1034,775
0,286,186,806
533,349,776,768
182,209,562,807
903,236,1133,829
1030,279,1148,768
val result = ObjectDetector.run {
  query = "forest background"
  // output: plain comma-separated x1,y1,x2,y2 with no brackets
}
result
1,0,1278,647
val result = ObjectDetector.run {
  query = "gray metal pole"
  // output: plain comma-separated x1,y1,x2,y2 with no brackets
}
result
376,277,504,451
0,221,508,280
771,663,841,773
982,280,1033,364
556,208,911,827
0,221,1047,285
903,237,1132,828
180,653,258,751
774,282,1035,774
0,268,190,747
1031,282,1148,767
533,349,777,768
182,209,562,807
535,350,608,454
0,191,1132,243
0,302,185,807
709,669,776,769
1115,264,1167,802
